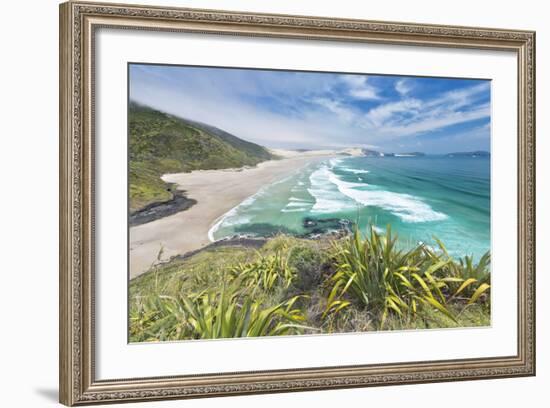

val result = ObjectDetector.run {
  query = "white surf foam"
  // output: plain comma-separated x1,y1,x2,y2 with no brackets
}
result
308,164,356,213
285,202,310,208
207,192,261,241
281,208,308,213
341,167,370,175
281,196,313,213
327,173,447,223
208,170,309,241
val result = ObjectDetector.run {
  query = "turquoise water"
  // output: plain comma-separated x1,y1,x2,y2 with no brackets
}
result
211,156,491,260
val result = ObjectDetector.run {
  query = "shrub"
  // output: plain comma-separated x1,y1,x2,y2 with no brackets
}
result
287,245,324,291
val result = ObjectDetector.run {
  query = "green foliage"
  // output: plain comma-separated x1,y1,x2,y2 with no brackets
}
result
178,289,307,339
287,245,324,291
129,231,491,342
130,248,309,341
231,251,295,292
130,284,308,341
324,226,491,329
128,102,273,211
129,161,172,212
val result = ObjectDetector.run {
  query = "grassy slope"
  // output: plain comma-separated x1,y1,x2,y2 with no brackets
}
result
129,102,273,212
130,233,490,342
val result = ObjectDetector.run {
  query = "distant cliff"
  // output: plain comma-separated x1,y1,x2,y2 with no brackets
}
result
445,151,490,158
360,148,490,158
361,149,425,157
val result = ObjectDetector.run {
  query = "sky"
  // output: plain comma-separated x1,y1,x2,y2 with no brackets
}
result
129,63,491,154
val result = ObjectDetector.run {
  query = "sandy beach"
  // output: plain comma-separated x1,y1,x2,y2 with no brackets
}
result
129,153,333,279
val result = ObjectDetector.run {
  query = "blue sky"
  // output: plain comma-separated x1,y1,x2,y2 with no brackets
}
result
129,64,491,154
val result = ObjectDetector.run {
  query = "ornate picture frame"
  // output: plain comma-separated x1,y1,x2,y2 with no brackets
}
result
59,1,535,405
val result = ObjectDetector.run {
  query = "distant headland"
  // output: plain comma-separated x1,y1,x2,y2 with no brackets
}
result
445,150,490,158
353,148,489,158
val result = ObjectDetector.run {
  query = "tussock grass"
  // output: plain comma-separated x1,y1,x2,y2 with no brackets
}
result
129,228,490,342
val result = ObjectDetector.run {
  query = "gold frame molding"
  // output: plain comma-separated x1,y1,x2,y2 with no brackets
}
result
59,1,536,405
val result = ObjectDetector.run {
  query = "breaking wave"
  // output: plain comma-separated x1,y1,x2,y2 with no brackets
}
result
307,161,447,222
307,165,357,213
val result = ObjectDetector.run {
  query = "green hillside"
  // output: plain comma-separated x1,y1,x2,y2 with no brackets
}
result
129,102,274,212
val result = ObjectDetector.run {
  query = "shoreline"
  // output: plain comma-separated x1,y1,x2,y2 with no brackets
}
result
205,172,295,242
129,187,197,227
129,153,333,279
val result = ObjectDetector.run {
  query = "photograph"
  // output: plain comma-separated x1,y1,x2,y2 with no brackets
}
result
128,64,492,342
55,1,536,404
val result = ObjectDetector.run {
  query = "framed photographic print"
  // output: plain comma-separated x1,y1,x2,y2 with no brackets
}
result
59,1,536,405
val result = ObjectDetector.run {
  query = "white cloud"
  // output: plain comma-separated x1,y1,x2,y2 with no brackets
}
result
364,99,422,127
341,75,380,100
395,79,412,96
379,103,490,137
358,82,490,139
427,82,490,110
311,97,355,123
311,79,490,142
130,65,490,151
131,79,374,149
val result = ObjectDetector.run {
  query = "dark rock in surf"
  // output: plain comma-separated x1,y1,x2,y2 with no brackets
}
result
129,188,197,226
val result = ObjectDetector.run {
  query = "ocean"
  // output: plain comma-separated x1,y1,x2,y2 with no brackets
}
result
210,155,491,260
